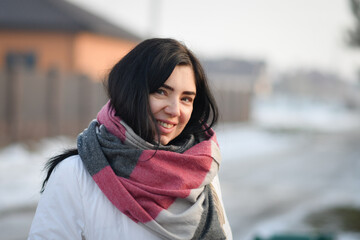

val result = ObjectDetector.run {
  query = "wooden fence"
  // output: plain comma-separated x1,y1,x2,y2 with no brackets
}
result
211,77,252,123
0,68,108,146
0,68,251,146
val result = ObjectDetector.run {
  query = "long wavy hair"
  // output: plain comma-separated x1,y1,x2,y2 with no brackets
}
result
106,38,217,142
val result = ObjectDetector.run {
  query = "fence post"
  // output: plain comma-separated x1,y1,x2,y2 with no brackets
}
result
4,66,21,143
46,68,60,136
77,74,92,132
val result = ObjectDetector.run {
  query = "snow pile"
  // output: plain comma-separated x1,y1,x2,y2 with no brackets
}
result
216,123,304,162
253,96,360,132
0,137,75,212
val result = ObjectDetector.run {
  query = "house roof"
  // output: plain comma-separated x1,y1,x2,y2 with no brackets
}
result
202,58,266,76
0,0,141,41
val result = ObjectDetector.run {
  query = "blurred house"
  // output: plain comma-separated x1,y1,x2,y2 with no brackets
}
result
0,0,141,145
274,70,360,109
202,58,269,122
0,0,141,79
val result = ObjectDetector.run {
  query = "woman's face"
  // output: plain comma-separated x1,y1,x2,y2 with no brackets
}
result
149,65,196,145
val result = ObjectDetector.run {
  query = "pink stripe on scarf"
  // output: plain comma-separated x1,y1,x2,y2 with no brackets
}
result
92,166,153,223
97,101,127,142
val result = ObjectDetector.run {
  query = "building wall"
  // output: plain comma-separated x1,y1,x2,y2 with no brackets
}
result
0,30,75,72
0,30,138,80
73,32,137,80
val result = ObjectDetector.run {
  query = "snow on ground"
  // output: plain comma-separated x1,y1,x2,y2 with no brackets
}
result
0,137,76,212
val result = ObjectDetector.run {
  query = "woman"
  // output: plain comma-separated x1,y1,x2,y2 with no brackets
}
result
28,38,232,240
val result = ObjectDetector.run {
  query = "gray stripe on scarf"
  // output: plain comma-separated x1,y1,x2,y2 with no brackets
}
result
78,120,141,178
77,121,109,176
191,186,226,240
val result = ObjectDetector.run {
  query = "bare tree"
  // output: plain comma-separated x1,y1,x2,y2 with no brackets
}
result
348,0,360,47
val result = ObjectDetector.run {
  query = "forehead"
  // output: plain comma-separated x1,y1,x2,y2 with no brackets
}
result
164,65,196,91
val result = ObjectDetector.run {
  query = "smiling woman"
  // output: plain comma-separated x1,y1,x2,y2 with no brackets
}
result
28,38,233,240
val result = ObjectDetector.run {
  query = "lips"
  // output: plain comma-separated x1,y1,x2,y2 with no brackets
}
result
157,120,174,129
156,120,177,135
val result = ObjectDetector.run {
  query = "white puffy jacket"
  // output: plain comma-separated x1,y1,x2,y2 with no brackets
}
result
28,155,232,239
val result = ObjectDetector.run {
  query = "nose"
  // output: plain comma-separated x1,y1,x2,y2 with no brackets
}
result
164,100,180,117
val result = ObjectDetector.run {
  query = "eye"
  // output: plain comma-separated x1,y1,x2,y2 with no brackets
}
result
155,89,166,95
182,96,194,103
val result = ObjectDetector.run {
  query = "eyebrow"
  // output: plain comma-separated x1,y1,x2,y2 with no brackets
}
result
162,84,196,96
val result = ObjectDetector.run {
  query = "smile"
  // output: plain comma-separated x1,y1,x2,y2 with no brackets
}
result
157,120,174,129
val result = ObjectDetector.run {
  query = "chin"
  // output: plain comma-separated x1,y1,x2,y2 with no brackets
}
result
159,135,175,145
160,139,170,145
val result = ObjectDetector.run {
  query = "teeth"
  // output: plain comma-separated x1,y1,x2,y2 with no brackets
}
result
158,121,174,129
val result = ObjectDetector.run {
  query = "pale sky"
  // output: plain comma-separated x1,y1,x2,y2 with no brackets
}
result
67,0,360,81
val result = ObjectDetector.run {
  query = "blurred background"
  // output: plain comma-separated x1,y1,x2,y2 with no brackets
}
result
0,0,360,239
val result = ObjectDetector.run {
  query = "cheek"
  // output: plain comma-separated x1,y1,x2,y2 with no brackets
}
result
149,97,161,114
181,107,194,125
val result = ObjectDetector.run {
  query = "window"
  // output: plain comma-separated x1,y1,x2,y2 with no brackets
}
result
5,51,37,70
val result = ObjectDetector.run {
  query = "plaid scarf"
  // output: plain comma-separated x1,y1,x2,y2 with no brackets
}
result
77,102,226,239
